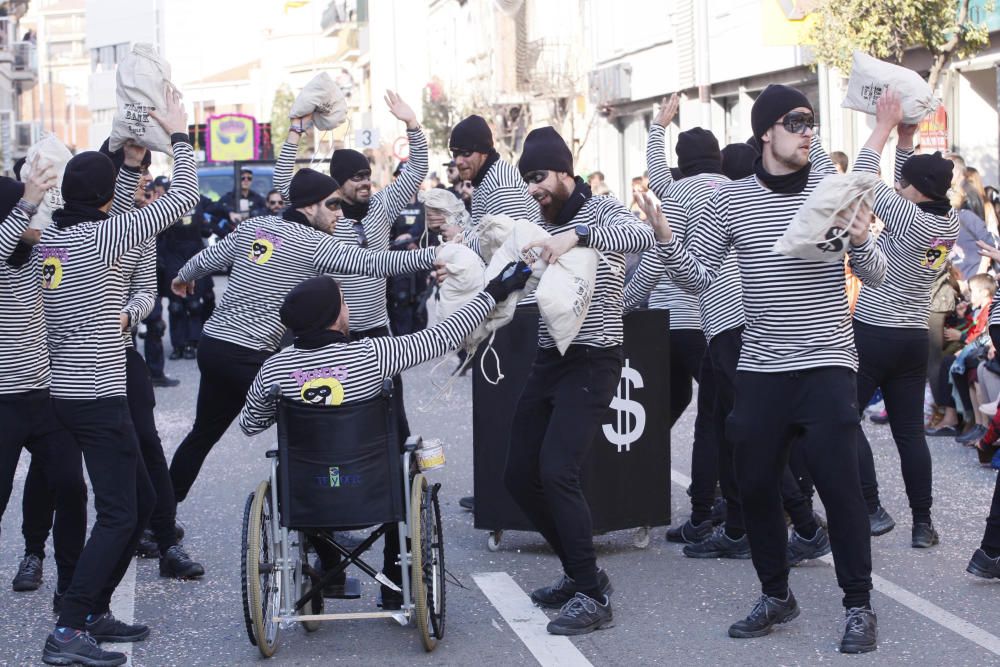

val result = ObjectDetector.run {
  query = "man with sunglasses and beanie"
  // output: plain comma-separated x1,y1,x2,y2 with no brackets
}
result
640,84,884,653
212,168,267,234
168,167,442,514
499,126,654,636
38,92,199,667
850,89,958,547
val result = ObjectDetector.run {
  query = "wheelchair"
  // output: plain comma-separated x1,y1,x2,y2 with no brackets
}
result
240,379,445,657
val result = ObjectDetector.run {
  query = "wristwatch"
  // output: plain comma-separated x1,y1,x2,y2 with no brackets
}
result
574,224,591,247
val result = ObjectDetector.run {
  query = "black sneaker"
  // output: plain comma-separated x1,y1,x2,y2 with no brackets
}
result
136,530,160,559
839,607,877,654
787,526,832,566
546,593,613,636
43,630,126,667
869,505,895,536
84,612,149,643
530,569,613,609
682,527,751,559
710,497,728,525
666,519,713,544
168,348,184,361
966,548,1000,579
159,545,205,579
911,523,939,549
728,592,800,638
150,375,180,388
459,496,474,511
183,345,197,360
12,553,43,592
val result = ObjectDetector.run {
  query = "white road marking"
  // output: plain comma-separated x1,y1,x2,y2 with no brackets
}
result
106,557,138,665
473,572,594,667
669,468,1000,657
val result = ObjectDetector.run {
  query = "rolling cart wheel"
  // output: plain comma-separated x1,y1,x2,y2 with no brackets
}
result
240,489,258,647
487,530,503,552
410,473,438,651
247,479,281,658
633,526,651,549
297,538,323,633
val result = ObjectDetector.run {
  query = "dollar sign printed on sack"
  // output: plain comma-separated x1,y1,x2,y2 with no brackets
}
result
816,226,845,253
602,360,646,453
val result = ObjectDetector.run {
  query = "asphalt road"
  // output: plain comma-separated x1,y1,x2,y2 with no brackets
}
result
2,309,999,665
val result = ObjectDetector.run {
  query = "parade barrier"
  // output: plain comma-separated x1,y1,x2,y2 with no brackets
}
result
472,305,671,551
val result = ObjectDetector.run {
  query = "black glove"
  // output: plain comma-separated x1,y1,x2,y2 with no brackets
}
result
485,260,532,302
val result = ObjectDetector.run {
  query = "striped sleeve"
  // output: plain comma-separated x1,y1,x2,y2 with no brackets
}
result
313,237,436,277
846,234,886,287
854,146,926,239
809,135,837,176
645,123,673,200
122,240,157,328
622,249,665,311
370,128,428,227
371,291,495,377
656,189,731,293
0,207,31,262
176,224,243,282
110,166,141,217
589,198,656,253
273,140,297,200
895,147,912,183
240,369,275,435
94,141,200,265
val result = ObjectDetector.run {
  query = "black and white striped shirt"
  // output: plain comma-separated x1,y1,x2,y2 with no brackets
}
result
110,167,159,349
240,291,496,434
38,139,200,399
0,206,47,393
273,128,429,331
471,157,538,227
539,194,655,349
852,146,959,329
177,215,437,352
656,144,887,372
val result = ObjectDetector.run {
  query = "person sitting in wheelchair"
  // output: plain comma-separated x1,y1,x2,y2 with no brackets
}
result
239,262,531,607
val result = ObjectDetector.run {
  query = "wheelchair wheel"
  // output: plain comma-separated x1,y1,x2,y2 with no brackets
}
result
423,482,446,642
297,538,323,632
240,490,258,647
410,474,443,651
247,479,281,657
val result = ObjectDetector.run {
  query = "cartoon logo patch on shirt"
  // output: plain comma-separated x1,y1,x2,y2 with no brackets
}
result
922,237,955,270
39,247,68,289
248,229,283,265
291,366,350,406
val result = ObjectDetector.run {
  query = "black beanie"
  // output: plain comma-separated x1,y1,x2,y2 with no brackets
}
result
329,149,370,187
721,143,759,181
0,176,24,221
751,84,813,141
99,138,151,172
670,167,684,181
901,151,953,201
289,168,340,208
280,276,342,336
61,151,116,207
517,126,573,176
449,115,493,153
676,127,721,177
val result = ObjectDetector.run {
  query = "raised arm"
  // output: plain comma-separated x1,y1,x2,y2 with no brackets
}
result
622,249,666,311
370,91,427,231
313,235,437,277
110,160,141,217
646,94,679,200
273,139,298,201
0,163,56,260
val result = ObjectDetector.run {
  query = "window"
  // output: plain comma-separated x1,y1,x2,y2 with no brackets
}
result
90,42,130,72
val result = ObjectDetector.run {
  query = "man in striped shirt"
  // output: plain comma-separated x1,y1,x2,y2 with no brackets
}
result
850,90,959,547
0,163,88,612
38,93,200,667
239,263,529,607
167,168,441,507
502,127,655,636
645,84,885,653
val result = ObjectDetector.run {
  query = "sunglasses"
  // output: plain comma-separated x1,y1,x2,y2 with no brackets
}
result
522,170,549,185
775,112,816,135
451,149,474,159
241,175,253,181
268,199,282,206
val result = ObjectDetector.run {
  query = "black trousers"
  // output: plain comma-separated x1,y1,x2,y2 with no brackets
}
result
853,321,933,522
728,368,872,609
669,329,707,426
0,390,86,593
53,397,155,630
170,336,273,503
142,298,165,378
504,345,623,593
982,472,1000,554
